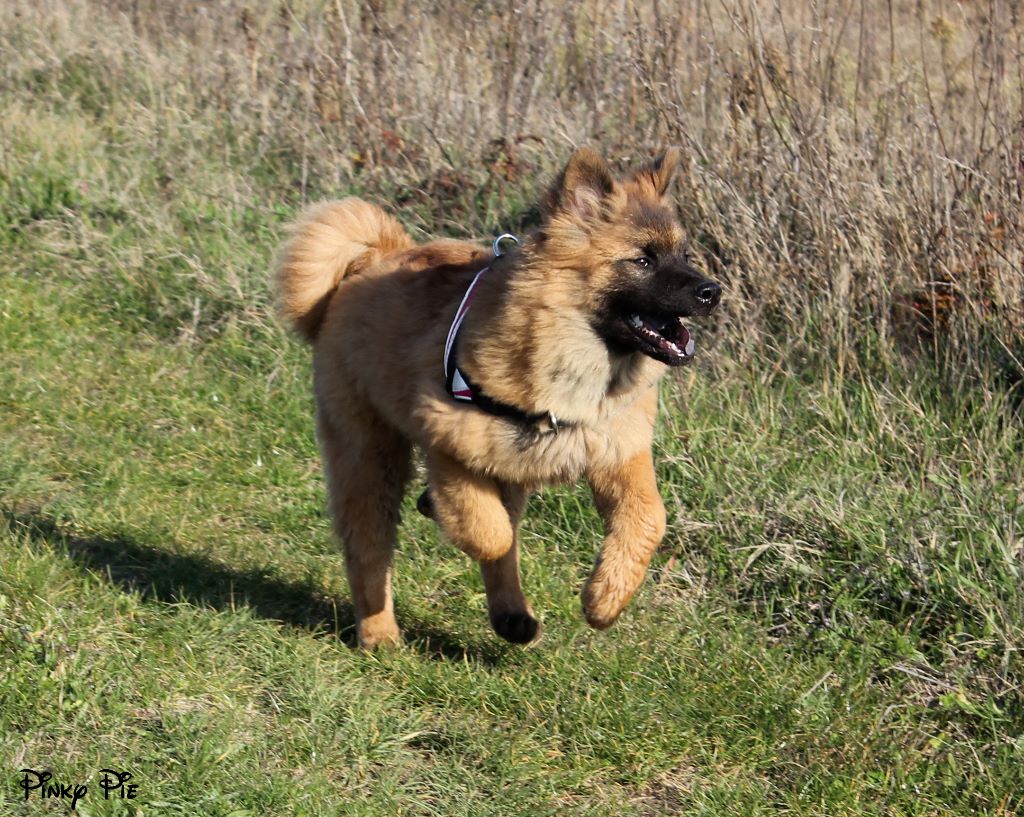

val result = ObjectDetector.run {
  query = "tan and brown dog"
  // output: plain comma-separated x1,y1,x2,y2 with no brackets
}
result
275,148,721,647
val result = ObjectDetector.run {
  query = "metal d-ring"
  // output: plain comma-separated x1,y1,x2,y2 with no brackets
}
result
492,233,520,256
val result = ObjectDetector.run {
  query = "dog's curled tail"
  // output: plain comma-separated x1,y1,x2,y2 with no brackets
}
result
275,198,414,342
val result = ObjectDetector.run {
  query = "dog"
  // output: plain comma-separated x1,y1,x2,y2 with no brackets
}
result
275,147,721,648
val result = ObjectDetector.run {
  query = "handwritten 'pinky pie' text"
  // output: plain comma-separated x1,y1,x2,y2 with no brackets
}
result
19,768,138,810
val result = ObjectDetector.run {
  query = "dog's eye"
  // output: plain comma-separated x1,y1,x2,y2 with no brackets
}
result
632,256,653,269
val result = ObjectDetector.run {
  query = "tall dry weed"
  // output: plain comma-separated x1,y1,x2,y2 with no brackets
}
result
1,0,1021,381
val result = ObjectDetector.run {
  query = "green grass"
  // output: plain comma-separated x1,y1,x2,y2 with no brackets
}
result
2,44,1023,817
3,244,1022,815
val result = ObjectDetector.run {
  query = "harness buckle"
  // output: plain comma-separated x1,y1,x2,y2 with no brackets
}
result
492,233,520,257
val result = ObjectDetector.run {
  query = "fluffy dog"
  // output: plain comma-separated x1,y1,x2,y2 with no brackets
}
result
275,147,721,647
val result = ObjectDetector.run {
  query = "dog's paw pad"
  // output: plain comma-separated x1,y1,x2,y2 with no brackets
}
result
491,612,541,644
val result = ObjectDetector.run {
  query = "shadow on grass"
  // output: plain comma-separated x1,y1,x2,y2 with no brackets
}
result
4,508,509,666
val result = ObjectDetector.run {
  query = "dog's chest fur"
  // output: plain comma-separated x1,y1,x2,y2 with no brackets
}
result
416,380,658,486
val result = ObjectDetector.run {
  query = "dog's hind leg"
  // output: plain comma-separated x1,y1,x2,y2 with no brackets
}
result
581,450,667,630
318,404,410,649
479,483,540,644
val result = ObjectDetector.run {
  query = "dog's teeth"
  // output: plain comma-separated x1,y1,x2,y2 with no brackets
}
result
685,336,695,356
629,314,643,329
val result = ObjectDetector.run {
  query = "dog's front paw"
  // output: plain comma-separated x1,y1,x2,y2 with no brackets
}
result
581,576,628,631
357,615,402,649
581,603,621,631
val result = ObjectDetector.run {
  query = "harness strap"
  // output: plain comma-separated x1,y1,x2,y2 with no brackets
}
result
442,247,561,433
442,266,488,401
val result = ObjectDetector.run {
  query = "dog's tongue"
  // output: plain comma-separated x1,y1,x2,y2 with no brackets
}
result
680,325,695,356
671,323,695,357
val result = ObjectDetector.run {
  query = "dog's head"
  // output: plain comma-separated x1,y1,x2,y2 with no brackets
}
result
536,147,721,366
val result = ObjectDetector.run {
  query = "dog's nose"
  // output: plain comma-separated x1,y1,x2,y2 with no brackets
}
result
694,281,721,308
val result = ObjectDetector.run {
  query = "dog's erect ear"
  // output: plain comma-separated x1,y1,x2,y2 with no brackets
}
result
631,147,680,199
543,147,616,222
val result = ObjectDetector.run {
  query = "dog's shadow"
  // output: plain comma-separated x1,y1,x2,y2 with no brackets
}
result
5,509,508,666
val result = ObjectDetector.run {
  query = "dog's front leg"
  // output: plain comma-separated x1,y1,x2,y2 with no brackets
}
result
582,450,667,630
426,452,515,562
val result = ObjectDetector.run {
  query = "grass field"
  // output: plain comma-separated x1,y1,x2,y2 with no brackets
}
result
2,1,1023,815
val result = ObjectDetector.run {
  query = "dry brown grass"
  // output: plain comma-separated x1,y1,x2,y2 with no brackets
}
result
2,0,1022,379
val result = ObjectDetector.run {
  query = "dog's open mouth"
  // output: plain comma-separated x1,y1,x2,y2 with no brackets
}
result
624,312,695,365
